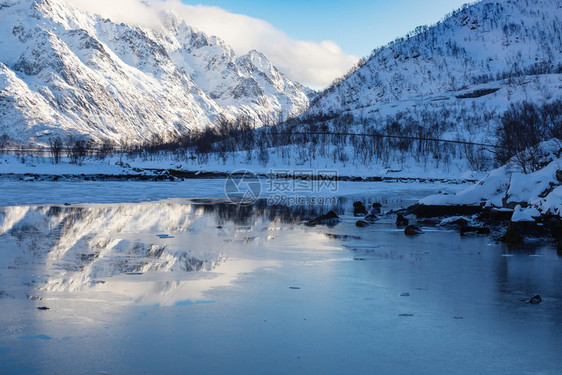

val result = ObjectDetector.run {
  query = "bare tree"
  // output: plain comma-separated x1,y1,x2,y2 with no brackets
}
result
97,139,114,160
67,137,91,166
48,136,64,164
495,102,550,173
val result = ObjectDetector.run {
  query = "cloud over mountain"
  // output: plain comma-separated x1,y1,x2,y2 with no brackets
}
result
68,0,359,88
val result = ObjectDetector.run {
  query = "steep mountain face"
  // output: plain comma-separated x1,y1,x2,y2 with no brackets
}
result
304,0,561,143
0,0,312,144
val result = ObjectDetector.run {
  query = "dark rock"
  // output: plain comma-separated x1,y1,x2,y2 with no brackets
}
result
460,226,491,236
502,221,544,244
356,220,369,228
396,214,409,227
37,307,50,310
405,225,423,235
353,201,368,216
407,204,482,218
372,203,382,209
306,211,341,226
503,223,524,244
556,170,562,183
529,295,542,304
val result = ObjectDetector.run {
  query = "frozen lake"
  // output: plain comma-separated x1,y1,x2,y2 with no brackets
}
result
0,181,561,374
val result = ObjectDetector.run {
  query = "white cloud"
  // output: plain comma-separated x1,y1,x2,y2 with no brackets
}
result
66,0,359,88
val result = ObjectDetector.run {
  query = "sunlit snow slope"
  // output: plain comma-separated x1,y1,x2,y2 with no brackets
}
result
0,0,313,144
304,0,561,143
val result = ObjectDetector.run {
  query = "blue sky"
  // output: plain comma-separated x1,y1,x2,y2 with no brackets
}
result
70,0,474,87
180,0,471,58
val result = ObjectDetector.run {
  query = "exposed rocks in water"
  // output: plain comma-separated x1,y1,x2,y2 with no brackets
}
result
370,203,382,215
306,211,341,226
356,220,369,228
460,226,491,236
36,307,50,310
404,225,424,235
529,295,542,304
556,169,562,183
353,202,368,216
396,214,409,227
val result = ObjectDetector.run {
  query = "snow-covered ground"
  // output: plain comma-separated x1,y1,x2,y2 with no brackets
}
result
0,147,484,180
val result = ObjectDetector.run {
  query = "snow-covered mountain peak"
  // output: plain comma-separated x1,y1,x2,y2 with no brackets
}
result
0,0,312,144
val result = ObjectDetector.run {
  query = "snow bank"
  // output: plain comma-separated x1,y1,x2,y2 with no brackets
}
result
419,143,562,218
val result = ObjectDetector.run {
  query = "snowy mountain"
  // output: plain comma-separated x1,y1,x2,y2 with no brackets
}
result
302,0,561,144
0,0,313,144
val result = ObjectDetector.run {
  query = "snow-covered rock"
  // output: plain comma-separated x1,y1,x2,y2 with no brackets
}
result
0,0,312,144
511,205,541,222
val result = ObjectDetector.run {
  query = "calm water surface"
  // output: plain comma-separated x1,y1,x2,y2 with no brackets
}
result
0,186,561,374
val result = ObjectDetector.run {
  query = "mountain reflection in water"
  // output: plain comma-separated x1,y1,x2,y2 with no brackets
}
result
0,199,361,304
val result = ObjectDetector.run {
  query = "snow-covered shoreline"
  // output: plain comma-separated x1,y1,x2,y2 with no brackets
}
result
419,155,562,219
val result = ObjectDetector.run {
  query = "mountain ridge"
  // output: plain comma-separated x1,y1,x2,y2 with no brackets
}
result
300,0,561,145
0,0,313,144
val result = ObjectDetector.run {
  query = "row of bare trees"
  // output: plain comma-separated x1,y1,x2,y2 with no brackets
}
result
495,100,562,173
3,100,558,173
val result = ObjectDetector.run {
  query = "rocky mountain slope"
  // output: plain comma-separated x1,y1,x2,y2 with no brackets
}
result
301,0,561,144
0,0,313,144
